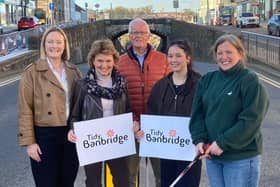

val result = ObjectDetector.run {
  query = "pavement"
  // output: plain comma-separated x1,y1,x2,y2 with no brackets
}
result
259,20,268,28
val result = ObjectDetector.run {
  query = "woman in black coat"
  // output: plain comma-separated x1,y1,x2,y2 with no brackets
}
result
136,40,202,187
67,39,130,187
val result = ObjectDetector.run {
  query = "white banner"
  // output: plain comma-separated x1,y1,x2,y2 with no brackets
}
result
74,113,136,166
139,115,196,161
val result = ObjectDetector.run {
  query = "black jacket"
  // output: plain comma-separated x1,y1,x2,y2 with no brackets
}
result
68,73,130,128
147,70,201,116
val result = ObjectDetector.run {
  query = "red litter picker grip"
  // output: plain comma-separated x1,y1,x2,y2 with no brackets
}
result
169,144,210,187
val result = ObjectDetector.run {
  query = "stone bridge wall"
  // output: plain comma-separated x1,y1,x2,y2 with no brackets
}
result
0,19,225,79
168,20,224,62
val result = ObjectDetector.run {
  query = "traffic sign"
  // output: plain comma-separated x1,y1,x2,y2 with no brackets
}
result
49,3,55,11
173,0,179,9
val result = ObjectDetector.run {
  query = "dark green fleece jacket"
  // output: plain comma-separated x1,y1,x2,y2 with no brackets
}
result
189,62,269,160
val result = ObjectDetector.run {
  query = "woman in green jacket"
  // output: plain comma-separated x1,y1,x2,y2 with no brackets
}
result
189,34,269,187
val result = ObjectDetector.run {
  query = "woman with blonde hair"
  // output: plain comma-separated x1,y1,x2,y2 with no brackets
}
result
18,26,82,187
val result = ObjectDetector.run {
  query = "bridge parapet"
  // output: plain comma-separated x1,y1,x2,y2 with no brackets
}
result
0,19,224,79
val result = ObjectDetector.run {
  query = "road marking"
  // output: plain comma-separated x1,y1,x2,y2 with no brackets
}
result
256,72,280,89
0,75,21,87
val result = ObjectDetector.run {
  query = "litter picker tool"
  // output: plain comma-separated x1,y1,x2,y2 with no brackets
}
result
169,144,210,187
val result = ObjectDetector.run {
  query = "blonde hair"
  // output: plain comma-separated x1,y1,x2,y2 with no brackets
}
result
40,26,70,61
213,34,247,63
87,39,119,69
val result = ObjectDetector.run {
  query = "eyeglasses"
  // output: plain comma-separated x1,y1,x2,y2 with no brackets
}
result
129,31,149,36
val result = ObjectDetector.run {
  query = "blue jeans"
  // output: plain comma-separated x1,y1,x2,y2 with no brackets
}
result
206,155,261,187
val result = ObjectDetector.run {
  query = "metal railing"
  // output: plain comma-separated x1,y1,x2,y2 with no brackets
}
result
0,21,82,58
241,31,280,69
0,30,29,57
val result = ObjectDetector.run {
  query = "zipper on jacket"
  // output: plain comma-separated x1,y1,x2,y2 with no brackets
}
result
142,82,145,95
174,94,177,111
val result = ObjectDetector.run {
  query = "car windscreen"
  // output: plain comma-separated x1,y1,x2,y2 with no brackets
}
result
20,17,33,21
242,13,253,17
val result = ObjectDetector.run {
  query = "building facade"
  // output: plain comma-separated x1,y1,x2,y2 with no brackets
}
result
236,0,280,20
36,0,72,24
0,0,75,25
198,0,280,24
0,0,35,25
199,0,236,25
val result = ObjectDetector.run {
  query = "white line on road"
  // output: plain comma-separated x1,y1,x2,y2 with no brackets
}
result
0,75,21,87
256,72,280,89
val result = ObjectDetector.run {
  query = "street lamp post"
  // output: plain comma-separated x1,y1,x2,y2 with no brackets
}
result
110,1,113,19
94,3,100,21
196,8,200,24
85,2,88,22
206,0,210,25
173,0,179,19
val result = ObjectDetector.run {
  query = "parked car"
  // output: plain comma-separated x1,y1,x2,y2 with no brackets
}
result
17,16,41,31
0,25,3,34
267,14,280,36
236,12,260,28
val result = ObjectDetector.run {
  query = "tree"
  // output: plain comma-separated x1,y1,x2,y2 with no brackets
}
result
103,6,153,19
182,8,196,22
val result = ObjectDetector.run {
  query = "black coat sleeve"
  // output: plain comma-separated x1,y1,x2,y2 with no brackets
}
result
68,80,85,129
147,80,162,115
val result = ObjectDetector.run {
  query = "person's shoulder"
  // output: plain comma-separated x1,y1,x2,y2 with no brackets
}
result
119,46,133,61
201,70,217,80
240,68,259,84
73,78,87,91
65,61,79,70
150,49,165,57
119,52,128,58
156,75,169,85
23,63,34,72
191,70,202,80
152,73,170,89
119,52,131,64
66,61,82,76
197,70,219,87
243,68,257,78
23,59,42,72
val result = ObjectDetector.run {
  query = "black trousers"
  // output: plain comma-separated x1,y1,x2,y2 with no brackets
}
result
30,126,79,187
84,157,129,187
160,158,202,187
